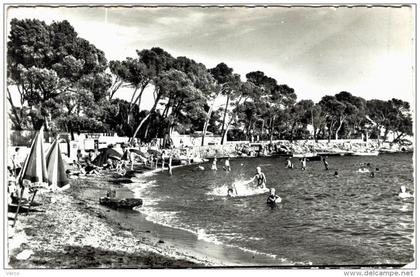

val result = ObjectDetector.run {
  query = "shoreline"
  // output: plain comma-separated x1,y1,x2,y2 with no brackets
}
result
7,163,280,269
7,152,414,269
7,191,210,268
7,165,218,268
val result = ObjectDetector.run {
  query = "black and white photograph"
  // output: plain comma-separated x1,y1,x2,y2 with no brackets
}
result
2,1,417,274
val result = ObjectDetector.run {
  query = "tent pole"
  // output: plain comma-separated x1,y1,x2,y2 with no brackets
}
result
12,185,25,227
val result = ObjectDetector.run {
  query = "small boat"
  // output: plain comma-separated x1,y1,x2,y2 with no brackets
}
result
352,151,379,156
99,197,143,209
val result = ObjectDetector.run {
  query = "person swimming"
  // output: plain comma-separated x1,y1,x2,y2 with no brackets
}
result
398,185,413,198
248,166,267,189
211,157,218,171
266,188,282,204
334,171,339,177
370,172,375,178
358,165,370,173
227,188,235,197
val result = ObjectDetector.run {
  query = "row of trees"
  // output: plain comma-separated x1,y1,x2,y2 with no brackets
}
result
7,19,413,145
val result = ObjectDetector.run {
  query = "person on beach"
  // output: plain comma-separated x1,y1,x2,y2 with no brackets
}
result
266,188,281,204
211,157,218,171
121,144,133,170
7,168,18,204
248,166,267,189
300,157,307,171
103,158,114,170
76,149,84,166
84,151,100,175
224,158,231,171
322,156,329,170
11,147,22,177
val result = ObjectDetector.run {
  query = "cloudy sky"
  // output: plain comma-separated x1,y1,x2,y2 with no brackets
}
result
7,5,415,108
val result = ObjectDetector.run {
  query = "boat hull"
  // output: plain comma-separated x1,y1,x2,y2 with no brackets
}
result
99,197,143,209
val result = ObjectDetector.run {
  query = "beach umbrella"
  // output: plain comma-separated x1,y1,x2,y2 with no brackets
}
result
13,127,48,227
45,138,70,190
18,127,48,185
93,147,122,166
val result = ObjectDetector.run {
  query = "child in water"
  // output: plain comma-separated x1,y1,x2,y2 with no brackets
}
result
266,188,281,204
227,188,235,197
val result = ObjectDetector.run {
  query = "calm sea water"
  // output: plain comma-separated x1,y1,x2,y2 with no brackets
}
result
127,153,414,266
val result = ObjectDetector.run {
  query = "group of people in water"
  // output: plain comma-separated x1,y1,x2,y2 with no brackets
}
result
205,155,413,203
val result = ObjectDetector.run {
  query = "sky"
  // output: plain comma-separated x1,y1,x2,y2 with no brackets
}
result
6,5,415,109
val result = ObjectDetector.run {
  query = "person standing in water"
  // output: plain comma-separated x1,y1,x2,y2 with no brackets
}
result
224,158,231,171
168,155,173,176
286,157,293,169
248,166,267,189
301,157,307,171
211,157,218,171
322,156,329,170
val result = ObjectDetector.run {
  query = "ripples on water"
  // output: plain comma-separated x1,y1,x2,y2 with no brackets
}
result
129,153,414,265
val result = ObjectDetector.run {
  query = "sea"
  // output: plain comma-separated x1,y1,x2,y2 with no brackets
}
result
122,153,414,266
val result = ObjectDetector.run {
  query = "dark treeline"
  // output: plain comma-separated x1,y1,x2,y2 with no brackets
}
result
7,19,413,145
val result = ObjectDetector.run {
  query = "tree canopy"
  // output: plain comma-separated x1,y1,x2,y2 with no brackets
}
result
7,18,413,144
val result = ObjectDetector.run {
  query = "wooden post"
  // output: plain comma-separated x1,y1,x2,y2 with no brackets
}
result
12,185,25,227
26,189,38,215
